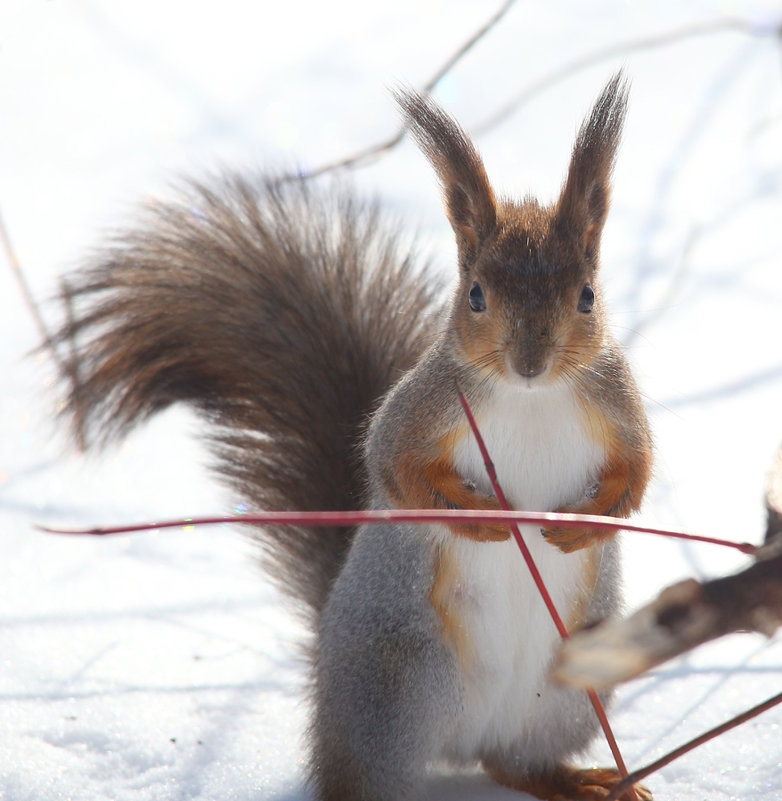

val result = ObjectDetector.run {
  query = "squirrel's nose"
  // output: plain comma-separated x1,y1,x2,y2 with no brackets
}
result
515,365,543,379
507,355,546,381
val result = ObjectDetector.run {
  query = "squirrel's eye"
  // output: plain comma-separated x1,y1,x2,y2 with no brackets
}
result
578,284,594,314
468,282,487,313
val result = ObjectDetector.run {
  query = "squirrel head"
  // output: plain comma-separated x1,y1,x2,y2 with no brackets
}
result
396,73,628,388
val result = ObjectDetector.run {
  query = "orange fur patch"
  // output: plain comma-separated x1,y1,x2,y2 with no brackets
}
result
565,545,600,632
485,763,653,801
393,425,510,543
542,401,651,553
429,543,475,671
451,297,506,380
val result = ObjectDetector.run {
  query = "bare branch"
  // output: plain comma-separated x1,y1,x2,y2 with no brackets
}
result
604,690,782,801
1,206,87,449
0,206,65,371
297,14,781,184
473,17,778,134
766,444,782,542
553,541,782,691
292,0,518,180
551,447,782,789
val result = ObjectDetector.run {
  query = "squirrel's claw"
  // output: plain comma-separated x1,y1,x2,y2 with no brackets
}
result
487,764,652,801
557,768,652,801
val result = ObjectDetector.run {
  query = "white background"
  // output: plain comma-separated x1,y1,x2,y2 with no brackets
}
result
1,1,781,799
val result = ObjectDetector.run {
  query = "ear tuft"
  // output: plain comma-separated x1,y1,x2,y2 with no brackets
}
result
556,72,629,262
394,88,497,269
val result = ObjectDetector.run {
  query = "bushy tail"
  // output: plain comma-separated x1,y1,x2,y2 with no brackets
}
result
57,173,441,619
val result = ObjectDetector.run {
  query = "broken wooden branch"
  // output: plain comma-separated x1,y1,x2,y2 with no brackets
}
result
554,444,782,691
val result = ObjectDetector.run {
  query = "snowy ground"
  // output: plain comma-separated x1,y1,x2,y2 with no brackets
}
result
1,1,781,799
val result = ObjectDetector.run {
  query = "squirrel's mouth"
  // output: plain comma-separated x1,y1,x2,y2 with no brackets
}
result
503,355,553,389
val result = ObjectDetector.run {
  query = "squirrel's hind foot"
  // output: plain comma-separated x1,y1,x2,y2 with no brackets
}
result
486,764,652,801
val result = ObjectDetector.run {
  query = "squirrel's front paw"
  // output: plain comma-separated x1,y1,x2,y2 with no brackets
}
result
542,526,613,553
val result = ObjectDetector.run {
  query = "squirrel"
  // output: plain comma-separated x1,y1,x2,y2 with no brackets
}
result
56,72,653,801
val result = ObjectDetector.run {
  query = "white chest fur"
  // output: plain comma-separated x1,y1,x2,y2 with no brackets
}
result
454,377,605,513
439,378,607,759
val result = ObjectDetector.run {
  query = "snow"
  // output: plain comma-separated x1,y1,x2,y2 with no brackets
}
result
1,1,781,799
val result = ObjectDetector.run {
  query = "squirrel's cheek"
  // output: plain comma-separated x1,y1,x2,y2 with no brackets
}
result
453,315,505,372
562,313,602,354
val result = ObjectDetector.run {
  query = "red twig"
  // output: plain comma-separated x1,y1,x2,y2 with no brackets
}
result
454,389,637,800
604,690,782,801
455,391,570,638
36,510,758,555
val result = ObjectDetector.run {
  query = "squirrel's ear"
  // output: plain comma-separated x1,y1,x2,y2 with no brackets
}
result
395,89,497,270
555,72,629,264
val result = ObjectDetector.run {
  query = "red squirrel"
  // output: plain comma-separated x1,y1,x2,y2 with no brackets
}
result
57,73,653,800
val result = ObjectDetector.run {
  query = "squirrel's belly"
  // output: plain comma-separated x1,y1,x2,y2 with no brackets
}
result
441,379,604,759
436,531,588,761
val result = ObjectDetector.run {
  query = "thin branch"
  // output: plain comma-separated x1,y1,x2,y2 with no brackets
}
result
620,223,700,349
0,206,65,372
35,508,759,556
473,17,778,135
1,206,86,448
765,444,782,542
418,0,518,95
554,541,782,691
604,690,782,801
298,14,780,183
292,0,518,180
